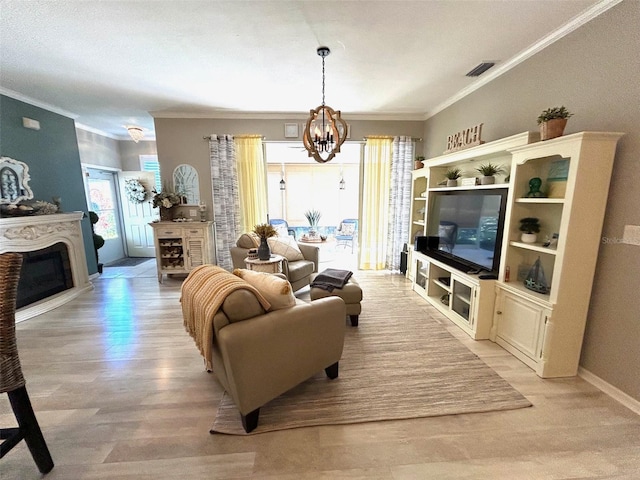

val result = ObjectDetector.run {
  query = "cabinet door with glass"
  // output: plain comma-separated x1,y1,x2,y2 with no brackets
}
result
412,253,429,300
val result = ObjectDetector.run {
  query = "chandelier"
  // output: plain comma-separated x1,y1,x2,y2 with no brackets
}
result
126,125,144,143
302,46,348,164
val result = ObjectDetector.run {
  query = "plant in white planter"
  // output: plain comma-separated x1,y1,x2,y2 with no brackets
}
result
444,167,462,187
475,162,506,185
519,217,541,243
304,209,322,236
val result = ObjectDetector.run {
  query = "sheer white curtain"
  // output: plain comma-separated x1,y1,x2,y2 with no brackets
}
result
386,136,414,271
209,135,240,271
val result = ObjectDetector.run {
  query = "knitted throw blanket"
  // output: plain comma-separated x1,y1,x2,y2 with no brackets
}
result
180,265,271,370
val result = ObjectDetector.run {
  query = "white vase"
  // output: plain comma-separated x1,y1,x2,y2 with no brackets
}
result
446,179,458,187
480,175,495,185
521,233,537,244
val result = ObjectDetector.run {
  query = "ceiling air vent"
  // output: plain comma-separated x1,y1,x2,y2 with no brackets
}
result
466,62,495,77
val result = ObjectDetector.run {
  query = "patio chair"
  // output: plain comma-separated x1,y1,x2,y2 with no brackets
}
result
335,219,358,253
269,218,296,239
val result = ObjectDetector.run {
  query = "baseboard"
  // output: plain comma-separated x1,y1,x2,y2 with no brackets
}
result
578,367,640,416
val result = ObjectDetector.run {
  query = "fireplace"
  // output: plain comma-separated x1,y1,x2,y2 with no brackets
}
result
0,211,92,322
16,242,74,309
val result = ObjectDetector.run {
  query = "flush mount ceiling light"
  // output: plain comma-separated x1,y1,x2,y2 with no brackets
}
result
126,125,144,143
302,46,347,164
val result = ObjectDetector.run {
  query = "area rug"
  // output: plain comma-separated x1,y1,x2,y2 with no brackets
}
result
210,272,532,435
104,257,153,267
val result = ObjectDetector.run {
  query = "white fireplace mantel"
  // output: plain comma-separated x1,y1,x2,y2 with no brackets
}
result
0,211,93,322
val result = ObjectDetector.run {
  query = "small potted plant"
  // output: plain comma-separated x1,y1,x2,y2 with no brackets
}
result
475,162,506,185
519,217,541,243
537,106,573,141
414,156,425,170
444,167,462,187
304,209,322,236
253,223,277,260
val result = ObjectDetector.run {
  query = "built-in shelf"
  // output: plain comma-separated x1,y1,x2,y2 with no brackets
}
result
497,280,552,306
429,183,510,192
454,293,471,305
509,241,558,255
515,198,565,204
433,279,451,292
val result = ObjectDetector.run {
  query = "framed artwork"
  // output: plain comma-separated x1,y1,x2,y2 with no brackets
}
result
284,123,299,138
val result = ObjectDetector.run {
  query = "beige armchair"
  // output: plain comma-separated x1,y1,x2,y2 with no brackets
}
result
230,233,319,292
182,266,346,433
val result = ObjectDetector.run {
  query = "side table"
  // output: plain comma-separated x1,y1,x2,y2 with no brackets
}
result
244,254,284,274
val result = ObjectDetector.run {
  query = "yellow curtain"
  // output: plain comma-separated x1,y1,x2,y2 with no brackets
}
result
360,136,393,270
235,135,268,232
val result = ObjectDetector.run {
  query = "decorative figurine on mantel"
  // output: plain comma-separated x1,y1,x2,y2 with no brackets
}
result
525,177,546,198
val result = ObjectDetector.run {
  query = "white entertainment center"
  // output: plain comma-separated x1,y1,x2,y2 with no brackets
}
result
408,131,623,377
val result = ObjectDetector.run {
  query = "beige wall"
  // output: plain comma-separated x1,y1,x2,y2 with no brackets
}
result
424,1,640,400
76,128,121,168
77,128,157,171
118,140,157,171
154,116,424,221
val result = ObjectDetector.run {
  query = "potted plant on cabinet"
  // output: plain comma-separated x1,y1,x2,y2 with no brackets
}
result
475,162,506,185
537,106,573,141
444,167,462,187
414,156,425,170
519,217,541,243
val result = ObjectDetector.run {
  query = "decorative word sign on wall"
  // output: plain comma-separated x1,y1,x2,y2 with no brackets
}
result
444,123,484,154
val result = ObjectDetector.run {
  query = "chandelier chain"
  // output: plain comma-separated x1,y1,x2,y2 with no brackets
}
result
321,55,326,107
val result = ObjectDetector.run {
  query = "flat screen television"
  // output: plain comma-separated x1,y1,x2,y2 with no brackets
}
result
423,189,508,274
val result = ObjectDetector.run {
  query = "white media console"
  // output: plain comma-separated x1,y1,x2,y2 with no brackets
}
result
408,131,624,377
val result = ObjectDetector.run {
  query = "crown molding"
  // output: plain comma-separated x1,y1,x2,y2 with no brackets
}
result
150,110,426,122
427,0,623,119
0,87,78,119
75,123,120,140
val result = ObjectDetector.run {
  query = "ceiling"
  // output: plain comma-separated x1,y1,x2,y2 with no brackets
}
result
0,0,614,140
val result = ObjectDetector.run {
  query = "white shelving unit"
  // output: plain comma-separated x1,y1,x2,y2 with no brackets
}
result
409,130,624,378
491,131,624,377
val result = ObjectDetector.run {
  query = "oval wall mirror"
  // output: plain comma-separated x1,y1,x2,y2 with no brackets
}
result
0,157,34,204
173,164,200,205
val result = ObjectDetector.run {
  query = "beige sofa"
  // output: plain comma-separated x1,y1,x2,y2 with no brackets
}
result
230,234,319,292
201,274,346,433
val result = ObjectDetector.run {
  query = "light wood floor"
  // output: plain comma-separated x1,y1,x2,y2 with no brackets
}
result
2,256,639,479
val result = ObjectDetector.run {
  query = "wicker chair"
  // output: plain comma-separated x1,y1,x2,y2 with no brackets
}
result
0,252,54,473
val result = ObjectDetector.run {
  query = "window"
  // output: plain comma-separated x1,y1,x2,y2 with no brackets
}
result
265,143,360,229
140,155,161,190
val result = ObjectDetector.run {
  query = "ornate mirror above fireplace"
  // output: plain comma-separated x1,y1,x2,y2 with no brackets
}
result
0,157,34,204
173,164,200,205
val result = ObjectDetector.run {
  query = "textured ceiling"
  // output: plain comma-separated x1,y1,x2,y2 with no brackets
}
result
0,0,613,139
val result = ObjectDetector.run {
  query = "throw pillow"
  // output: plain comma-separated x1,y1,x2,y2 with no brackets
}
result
274,224,289,238
233,269,296,311
267,236,304,261
339,222,355,235
237,232,260,249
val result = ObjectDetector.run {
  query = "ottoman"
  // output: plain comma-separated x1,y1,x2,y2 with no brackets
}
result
309,273,362,326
